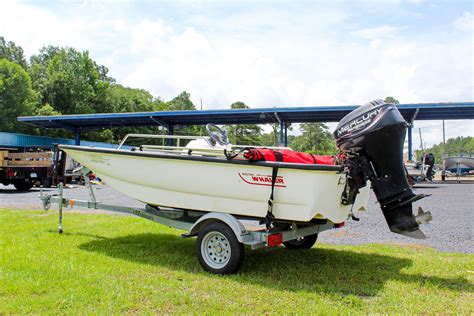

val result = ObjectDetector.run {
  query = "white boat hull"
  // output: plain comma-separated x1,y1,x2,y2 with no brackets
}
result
443,156,474,173
405,163,427,177
62,146,370,223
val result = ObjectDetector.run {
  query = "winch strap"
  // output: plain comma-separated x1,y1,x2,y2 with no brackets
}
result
274,151,283,162
265,165,279,230
265,152,282,230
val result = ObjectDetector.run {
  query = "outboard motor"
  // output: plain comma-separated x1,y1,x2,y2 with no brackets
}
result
424,153,435,180
335,99,432,239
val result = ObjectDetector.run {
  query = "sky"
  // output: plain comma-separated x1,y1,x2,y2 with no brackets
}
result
1,0,473,149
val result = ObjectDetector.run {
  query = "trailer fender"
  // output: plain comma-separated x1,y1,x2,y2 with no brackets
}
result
184,213,251,243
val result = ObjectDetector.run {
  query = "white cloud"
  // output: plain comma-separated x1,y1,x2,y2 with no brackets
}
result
453,11,473,31
121,16,472,109
351,25,404,39
0,1,62,54
0,1,473,146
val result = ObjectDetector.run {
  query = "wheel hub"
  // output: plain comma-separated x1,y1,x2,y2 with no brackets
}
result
201,231,231,269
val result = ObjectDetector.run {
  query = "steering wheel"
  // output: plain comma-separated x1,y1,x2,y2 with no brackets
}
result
206,123,230,146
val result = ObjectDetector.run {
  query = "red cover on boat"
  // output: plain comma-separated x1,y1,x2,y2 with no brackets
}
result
243,148,334,165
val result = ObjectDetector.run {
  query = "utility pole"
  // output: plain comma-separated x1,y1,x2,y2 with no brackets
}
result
200,99,203,136
418,128,424,151
442,120,446,145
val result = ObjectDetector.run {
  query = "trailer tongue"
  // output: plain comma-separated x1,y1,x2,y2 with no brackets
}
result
335,99,432,238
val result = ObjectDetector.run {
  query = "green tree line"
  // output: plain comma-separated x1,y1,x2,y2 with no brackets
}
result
1,36,339,154
415,136,474,163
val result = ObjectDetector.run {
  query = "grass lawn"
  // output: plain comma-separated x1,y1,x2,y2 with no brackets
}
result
1,209,472,314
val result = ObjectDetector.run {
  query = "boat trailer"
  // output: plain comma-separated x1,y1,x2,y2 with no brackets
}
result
39,168,339,274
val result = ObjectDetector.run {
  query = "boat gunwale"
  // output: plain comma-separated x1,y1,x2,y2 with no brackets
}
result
60,145,344,172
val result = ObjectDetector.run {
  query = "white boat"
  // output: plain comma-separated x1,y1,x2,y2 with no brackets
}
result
405,162,428,179
443,155,474,175
405,153,436,182
59,100,432,238
61,144,369,224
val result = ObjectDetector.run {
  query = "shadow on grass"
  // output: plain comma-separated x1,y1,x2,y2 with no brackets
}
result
79,233,471,297
47,230,110,240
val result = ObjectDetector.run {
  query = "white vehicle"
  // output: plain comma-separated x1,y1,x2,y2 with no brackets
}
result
41,100,432,274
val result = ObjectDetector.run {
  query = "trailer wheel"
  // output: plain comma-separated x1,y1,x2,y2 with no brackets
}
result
13,181,34,191
283,233,318,250
196,222,244,274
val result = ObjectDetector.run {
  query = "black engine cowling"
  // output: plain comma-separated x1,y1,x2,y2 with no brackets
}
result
335,99,431,239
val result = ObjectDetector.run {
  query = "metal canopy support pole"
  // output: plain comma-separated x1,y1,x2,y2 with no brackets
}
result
74,129,81,145
284,123,288,147
273,112,284,147
167,125,174,146
407,108,419,162
279,121,284,147
408,124,413,161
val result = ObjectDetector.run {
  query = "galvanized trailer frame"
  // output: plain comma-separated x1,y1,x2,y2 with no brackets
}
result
39,168,338,274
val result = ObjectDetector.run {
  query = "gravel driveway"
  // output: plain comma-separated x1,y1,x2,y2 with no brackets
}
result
319,182,473,253
1,181,472,253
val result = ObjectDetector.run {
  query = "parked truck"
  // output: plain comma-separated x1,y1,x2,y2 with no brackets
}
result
0,148,59,191
0,132,117,190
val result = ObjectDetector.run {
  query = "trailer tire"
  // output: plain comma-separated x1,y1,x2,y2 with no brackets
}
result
283,233,318,250
13,181,34,191
196,222,244,275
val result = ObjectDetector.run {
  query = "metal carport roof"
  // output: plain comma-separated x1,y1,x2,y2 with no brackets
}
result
18,102,474,132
